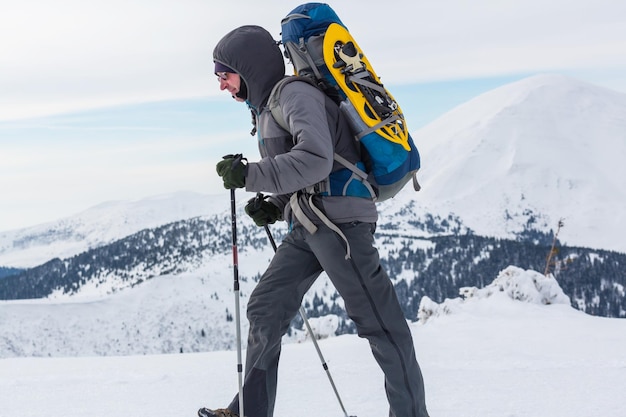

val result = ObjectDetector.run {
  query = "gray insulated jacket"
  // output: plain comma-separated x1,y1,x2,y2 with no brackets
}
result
213,25,378,227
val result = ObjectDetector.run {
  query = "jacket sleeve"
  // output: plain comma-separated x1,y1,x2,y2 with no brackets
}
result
244,82,335,195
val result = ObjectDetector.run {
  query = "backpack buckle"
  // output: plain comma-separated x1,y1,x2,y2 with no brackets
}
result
305,178,330,196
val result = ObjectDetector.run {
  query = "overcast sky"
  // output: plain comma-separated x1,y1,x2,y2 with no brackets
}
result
1,0,626,231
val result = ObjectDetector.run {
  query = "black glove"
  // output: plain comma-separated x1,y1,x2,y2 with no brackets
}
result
245,193,282,227
216,154,246,189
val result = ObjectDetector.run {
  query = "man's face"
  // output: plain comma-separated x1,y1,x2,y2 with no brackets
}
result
217,72,245,102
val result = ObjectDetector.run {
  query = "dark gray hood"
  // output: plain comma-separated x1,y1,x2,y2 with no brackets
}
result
213,25,285,110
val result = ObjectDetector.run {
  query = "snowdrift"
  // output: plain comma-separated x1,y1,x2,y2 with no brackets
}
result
418,266,570,322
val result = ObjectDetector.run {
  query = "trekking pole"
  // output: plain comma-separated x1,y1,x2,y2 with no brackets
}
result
228,156,245,417
262,219,353,417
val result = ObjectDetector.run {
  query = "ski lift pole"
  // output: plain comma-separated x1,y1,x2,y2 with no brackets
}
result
263,221,353,417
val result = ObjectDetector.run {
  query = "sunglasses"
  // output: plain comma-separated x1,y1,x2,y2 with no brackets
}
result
216,72,229,81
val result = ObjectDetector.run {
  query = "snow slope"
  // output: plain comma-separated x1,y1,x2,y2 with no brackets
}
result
411,73,626,252
0,240,338,356
1,267,625,417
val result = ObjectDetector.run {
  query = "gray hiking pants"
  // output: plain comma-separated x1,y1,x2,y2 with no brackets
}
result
228,222,429,417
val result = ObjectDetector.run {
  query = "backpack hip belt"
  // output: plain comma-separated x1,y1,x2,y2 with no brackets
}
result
289,192,353,260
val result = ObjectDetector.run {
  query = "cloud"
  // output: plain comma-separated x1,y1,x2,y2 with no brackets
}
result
0,131,230,229
1,0,625,121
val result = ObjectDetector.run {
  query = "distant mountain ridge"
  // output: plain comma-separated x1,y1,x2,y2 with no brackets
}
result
0,191,223,268
1,219,624,357
1,200,624,312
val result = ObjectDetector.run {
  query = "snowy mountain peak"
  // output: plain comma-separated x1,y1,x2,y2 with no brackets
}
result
413,74,626,252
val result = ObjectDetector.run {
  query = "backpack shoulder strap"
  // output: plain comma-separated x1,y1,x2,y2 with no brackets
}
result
268,76,317,132
268,75,378,201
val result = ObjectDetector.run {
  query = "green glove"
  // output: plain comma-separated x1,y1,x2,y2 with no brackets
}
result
245,193,282,227
216,154,246,189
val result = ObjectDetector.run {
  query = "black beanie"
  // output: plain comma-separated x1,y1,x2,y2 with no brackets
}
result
214,61,235,74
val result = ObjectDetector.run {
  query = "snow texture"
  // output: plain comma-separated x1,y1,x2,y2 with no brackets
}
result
1,267,625,417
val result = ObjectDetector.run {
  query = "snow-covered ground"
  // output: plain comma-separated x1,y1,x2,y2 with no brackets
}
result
2,267,625,417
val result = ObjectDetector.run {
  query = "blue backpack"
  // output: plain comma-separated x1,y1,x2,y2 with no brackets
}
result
269,2,421,201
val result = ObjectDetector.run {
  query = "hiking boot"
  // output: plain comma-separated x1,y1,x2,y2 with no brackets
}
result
197,408,238,417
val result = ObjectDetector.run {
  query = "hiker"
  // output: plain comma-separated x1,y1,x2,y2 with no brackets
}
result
199,25,429,417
